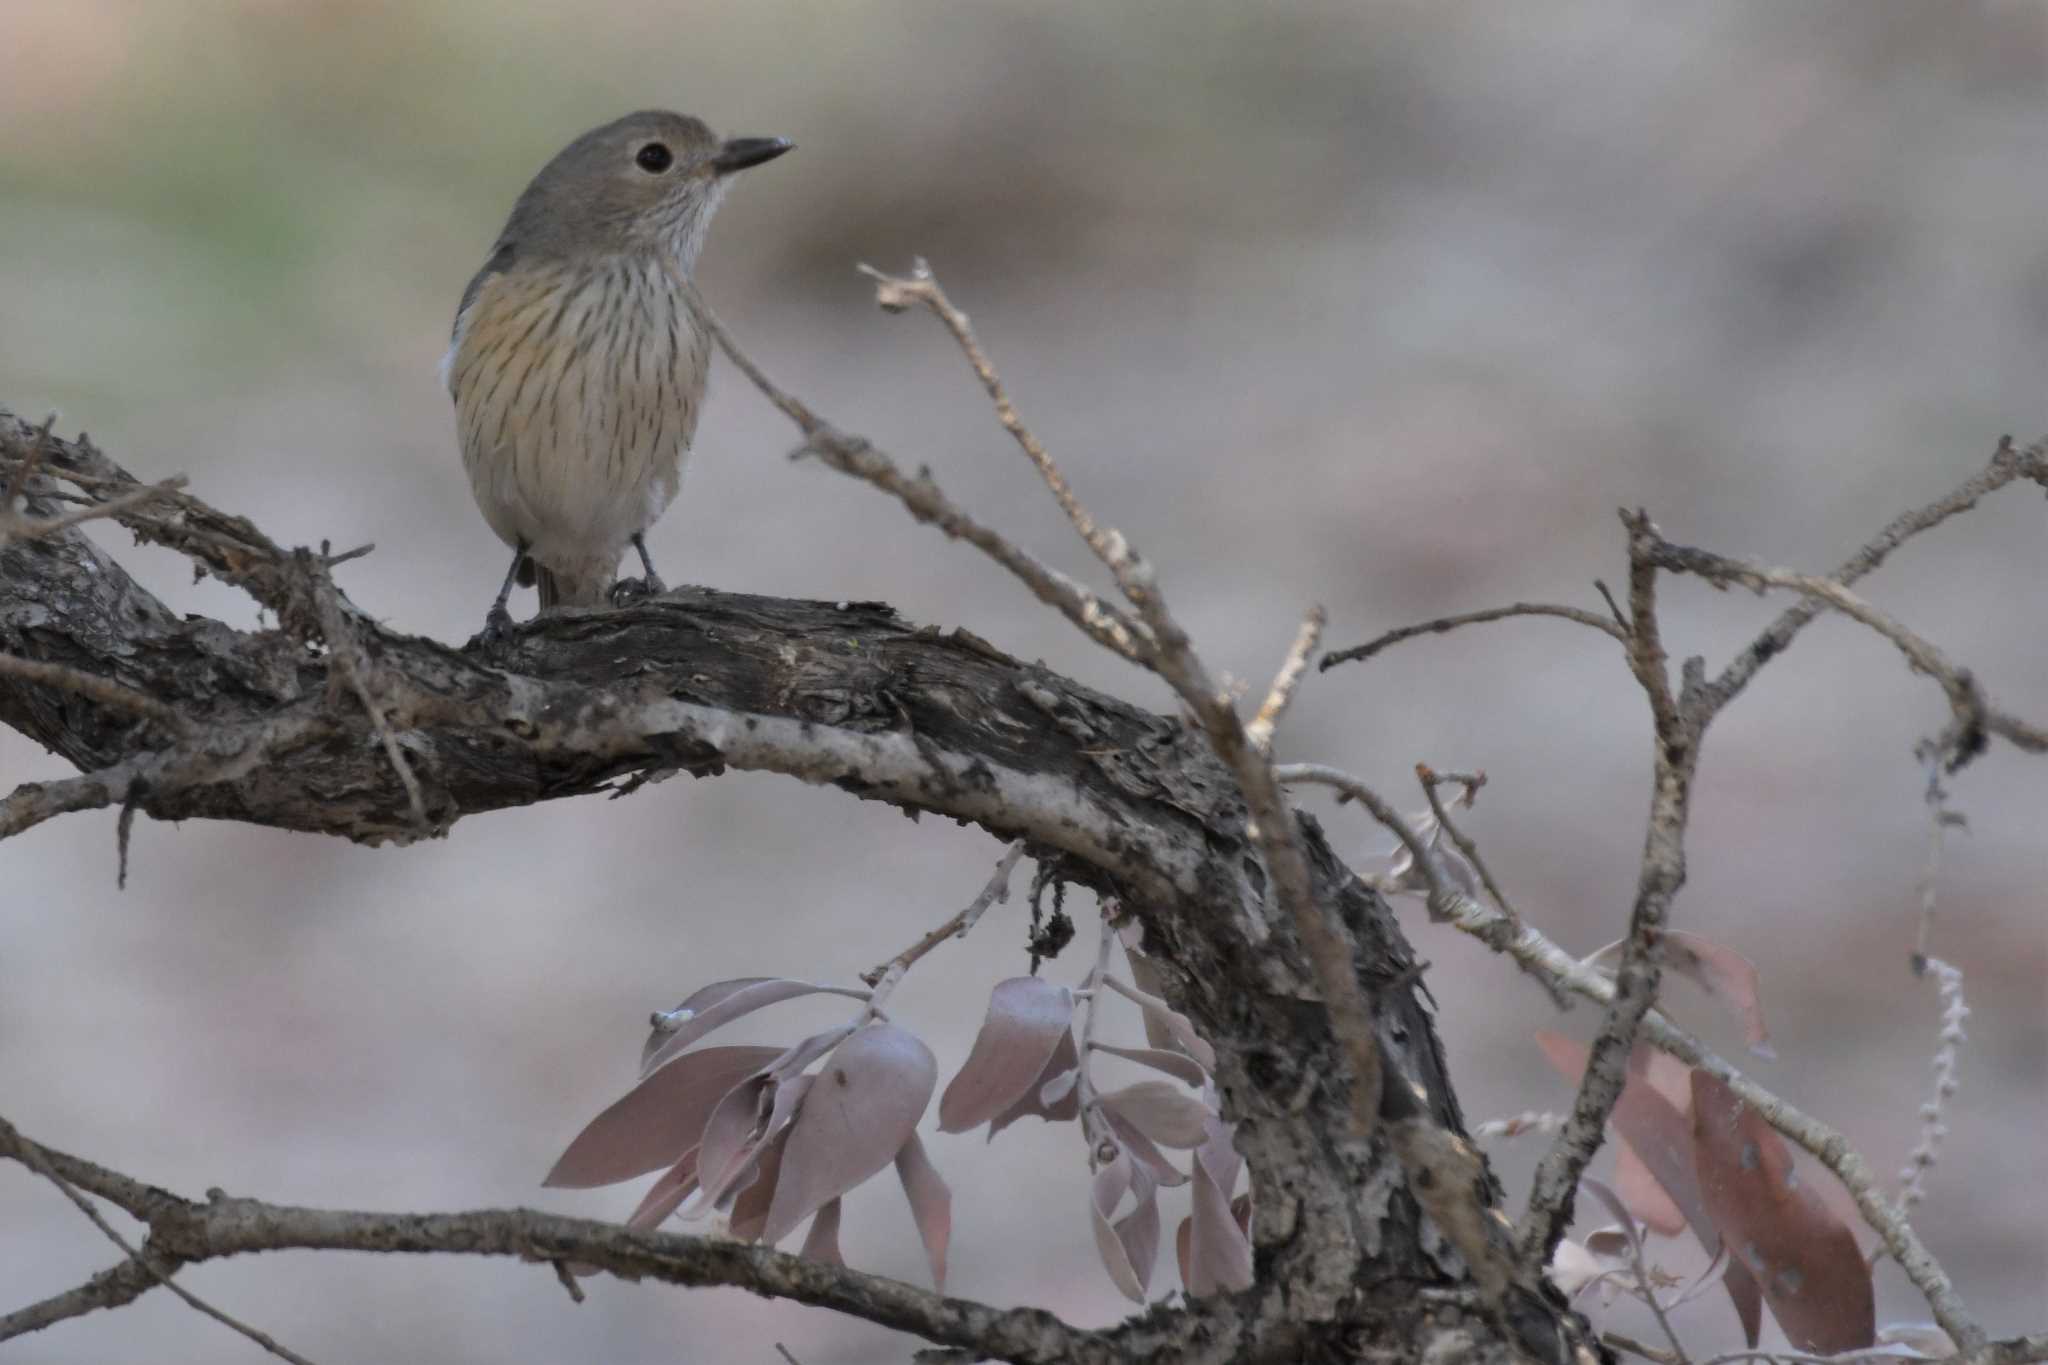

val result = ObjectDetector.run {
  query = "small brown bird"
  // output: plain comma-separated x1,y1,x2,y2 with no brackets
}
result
444,111,791,635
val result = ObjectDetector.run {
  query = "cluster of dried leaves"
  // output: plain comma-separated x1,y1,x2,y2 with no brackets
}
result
543,918,1251,1303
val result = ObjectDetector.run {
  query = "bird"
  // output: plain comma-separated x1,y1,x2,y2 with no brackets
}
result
443,110,791,638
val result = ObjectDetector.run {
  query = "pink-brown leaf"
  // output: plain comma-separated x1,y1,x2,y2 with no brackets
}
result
895,1132,952,1292
1182,1128,1253,1294
1692,1070,1874,1355
625,1148,700,1231
761,1024,937,1245
730,1088,810,1240
1091,1152,1158,1302
1615,1134,1688,1236
1585,932,1773,1058
1099,1080,1211,1149
799,1196,844,1266
1100,1106,1189,1188
641,978,867,1077
544,1044,782,1189
1537,1031,1764,1345
988,1028,1082,1138
1089,1041,1210,1088
696,1073,775,1205
938,977,1074,1133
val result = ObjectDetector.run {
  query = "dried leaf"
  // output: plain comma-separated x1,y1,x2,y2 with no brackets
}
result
1380,809,1483,901
988,1029,1082,1138
728,1076,815,1238
1615,1135,1688,1236
1090,1151,1161,1302
1584,931,1774,1058
1535,1031,1762,1345
799,1196,844,1266
642,978,867,1077
1181,1124,1253,1295
1105,978,1217,1072
1692,1070,1875,1355
1089,1041,1210,1088
696,1073,775,1206
1099,1080,1212,1149
544,1044,782,1189
894,1133,952,1292
1100,1106,1189,1188
1038,1068,1081,1108
625,1148,700,1231
938,977,1075,1133
761,1024,937,1245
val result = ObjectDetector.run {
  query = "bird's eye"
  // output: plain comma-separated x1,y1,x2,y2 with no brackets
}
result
635,142,674,173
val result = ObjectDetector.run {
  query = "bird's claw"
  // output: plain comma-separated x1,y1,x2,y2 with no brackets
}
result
471,604,518,655
610,574,667,607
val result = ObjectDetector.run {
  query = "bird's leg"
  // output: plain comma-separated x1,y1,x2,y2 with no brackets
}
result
610,532,668,605
476,542,526,649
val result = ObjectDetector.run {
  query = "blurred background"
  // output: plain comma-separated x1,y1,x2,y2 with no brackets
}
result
2,1,2043,1360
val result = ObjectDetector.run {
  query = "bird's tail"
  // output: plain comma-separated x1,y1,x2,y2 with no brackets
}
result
535,561,613,611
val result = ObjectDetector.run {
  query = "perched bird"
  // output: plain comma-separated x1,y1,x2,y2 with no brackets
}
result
444,110,791,634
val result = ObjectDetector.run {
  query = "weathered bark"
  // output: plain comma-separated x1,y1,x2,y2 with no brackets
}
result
0,413,1586,1362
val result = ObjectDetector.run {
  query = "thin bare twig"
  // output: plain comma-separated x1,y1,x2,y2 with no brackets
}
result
0,1119,1133,1364
1642,533,2047,765
1517,509,1693,1274
858,260,1139,594
1245,607,1324,752
1695,434,2048,727
1321,600,1628,671
671,266,1156,666
0,1117,319,1364
861,841,1027,990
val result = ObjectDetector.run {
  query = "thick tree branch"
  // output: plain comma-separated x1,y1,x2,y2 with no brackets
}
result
0,1119,1154,1364
0,407,1550,1363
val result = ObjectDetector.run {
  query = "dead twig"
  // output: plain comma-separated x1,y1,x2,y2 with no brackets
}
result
861,841,1027,990
0,1116,320,1365
1245,606,1324,752
1321,600,1628,672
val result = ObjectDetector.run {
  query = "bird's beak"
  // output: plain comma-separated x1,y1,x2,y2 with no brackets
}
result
709,137,794,175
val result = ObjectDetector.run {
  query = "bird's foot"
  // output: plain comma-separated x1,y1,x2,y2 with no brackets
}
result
469,604,519,655
609,574,668,607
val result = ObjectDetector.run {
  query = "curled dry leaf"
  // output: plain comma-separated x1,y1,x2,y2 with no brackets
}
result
626,1148,701,1231
761,1024,938,1246
641,977,868,1077
1102,975,1217,1071
1099,1106,1189,1188
987,1027,1082,1138
799,1196,844,1267
894,1132,952,1292
545,1044,782,1189
696,1073,775,1206
728,1076,816,1238
1098,1080,1212,1149
1089,1040,1210,1088
1585,930,1774,1058
1090,1150,1161,1302
1379,808,1483,902
1179,1113,1252,1296
938,976,1075,1133
1692,1070,1875,1355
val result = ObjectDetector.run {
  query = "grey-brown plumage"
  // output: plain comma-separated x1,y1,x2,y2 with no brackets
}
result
445,111,790,627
